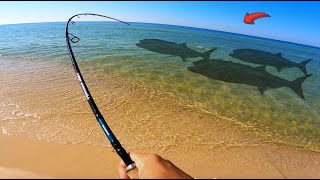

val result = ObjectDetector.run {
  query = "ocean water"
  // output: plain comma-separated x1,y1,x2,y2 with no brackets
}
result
0,21,319,151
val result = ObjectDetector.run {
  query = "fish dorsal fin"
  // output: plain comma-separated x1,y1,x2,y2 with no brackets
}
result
256,65,267,71
181,43,187,47
276,53,282,56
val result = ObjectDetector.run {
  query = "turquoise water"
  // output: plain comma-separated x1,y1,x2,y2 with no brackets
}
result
0,21,319,151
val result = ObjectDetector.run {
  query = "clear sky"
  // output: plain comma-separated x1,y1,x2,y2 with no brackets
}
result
0,1,319,47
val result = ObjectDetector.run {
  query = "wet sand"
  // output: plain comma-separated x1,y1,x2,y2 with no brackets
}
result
0,134,118,178
1,132,320,178
0,57,320,178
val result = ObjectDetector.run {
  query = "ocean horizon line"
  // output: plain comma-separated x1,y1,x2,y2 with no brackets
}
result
1,20,319,50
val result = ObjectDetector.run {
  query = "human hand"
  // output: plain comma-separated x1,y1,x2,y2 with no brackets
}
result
119,152,193,179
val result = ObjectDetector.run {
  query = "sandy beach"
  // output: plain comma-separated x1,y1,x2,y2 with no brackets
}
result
1,57,320,178
1,130,320,178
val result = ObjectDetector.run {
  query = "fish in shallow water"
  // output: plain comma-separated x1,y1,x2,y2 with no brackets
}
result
136,39,216,62
188,59,312,100
229,49,312,76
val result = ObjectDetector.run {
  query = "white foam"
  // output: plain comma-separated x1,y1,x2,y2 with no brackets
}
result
1,127,10,135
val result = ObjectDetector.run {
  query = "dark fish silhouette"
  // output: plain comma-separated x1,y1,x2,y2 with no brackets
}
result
229,49,312,75
187,59,312,100
136,39,216,62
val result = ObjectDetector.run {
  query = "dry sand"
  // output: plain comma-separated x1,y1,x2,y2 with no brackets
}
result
1,133,320,178
0,57,320,178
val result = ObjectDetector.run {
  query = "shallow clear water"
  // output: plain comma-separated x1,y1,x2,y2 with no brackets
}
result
0,21,319,151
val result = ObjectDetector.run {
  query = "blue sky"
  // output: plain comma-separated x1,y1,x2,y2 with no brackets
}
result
0,1,319,47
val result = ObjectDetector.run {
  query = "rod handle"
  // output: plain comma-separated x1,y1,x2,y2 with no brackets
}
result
113,143,134,165
112,142,138,178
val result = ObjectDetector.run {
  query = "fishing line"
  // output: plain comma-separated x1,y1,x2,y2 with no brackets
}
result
65,13,136,173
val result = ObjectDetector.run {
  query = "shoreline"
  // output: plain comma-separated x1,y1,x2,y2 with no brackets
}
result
0,57,320,178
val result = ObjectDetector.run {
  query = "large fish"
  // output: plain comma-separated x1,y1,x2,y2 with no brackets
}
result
136,39,216,62
229,49,312,76
187,59,312,100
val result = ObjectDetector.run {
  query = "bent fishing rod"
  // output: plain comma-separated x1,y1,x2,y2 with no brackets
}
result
65,13,136,173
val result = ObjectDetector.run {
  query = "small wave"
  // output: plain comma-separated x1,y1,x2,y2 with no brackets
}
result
0,54,39,61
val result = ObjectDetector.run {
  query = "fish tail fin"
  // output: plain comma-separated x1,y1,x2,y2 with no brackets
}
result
201,48,216,60
289,74,312,100
297,59,312,75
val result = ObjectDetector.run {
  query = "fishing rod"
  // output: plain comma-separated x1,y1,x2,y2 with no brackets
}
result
65,13,136,174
